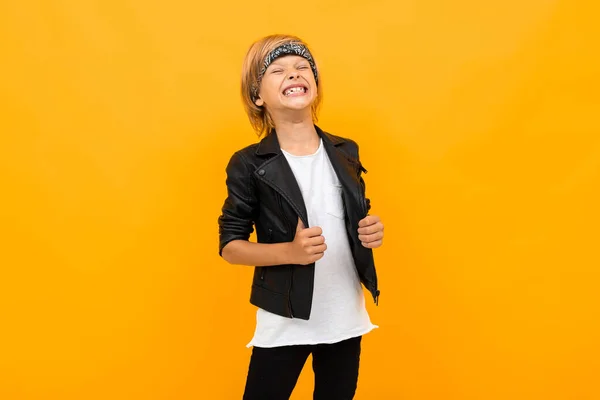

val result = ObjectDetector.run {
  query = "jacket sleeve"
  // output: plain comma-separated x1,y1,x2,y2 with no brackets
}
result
218,151,258,256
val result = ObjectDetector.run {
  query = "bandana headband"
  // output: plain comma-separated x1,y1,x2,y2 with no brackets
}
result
252,42,319,101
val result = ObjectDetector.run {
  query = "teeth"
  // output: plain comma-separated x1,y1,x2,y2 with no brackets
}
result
285,87,305,96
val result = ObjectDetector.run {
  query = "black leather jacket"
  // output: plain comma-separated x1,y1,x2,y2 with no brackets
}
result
218,126,380,320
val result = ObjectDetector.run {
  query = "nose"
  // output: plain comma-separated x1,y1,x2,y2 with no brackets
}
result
288,71,300,80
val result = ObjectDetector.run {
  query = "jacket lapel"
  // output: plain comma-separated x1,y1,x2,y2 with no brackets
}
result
254,131,309,227
319,129,365,217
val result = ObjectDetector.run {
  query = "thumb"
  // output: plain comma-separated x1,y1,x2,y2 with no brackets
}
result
296,217,305,233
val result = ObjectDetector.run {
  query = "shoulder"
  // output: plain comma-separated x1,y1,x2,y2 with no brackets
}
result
321,130,361,159
224,143,260,174
226,140,262,162
232,143,260,161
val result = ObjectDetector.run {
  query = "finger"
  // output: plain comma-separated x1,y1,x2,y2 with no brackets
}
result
311,252,325,263
301,236,324,249
358,231,384,243
301,235,325,248
358,215,380,228
308,235,325,246
303,226,323,237
362,239,383,248
358,222,384,235
305,237,325,247
311,243,327,254
302,250,325,265
357,217,368,228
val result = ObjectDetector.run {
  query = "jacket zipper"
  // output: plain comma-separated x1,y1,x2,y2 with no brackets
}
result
260,229,273,280
288,265,294,319
276,194,295,318
276,194,293,239
357,162,368,215
354,165,379,305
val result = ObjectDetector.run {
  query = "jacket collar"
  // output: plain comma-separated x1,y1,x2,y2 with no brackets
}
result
255,125,344,157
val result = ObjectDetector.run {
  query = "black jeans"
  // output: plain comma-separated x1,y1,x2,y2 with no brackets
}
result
243,336,362,400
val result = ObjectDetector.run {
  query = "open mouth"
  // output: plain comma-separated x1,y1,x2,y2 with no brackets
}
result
283,85,308,96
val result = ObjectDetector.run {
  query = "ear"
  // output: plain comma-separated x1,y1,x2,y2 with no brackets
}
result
255,96,264,107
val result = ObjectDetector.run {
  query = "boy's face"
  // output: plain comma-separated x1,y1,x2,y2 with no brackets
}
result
255,55,317,115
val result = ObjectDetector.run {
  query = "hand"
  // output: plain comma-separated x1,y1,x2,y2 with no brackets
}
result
358,215,384,248
288,218,327,265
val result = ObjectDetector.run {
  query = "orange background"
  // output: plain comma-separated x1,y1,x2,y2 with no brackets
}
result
1,0,599,399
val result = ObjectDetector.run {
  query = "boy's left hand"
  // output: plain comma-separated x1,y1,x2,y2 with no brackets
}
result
357,215,384,248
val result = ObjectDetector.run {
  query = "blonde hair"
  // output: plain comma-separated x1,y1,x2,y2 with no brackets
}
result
241,34,323,137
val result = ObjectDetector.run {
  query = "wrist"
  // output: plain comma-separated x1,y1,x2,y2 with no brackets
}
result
276,242,293,265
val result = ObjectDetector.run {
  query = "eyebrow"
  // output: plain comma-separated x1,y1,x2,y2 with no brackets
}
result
269,59,309,68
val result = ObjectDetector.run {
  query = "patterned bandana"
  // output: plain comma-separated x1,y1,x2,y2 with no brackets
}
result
252,42,319,100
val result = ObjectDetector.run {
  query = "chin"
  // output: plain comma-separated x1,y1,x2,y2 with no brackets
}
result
285,104,312,112
281,97,315,111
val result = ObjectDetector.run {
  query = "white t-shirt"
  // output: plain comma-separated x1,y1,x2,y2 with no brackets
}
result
247,139,377,348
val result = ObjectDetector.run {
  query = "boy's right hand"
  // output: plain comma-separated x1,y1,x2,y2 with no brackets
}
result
288,218,326,265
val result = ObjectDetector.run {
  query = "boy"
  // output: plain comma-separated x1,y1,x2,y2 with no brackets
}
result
218,34,385,400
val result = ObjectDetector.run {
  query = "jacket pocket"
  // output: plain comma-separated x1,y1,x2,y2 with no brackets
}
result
324,184,345,219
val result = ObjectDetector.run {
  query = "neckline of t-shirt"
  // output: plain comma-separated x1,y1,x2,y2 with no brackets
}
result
281,138,323,159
